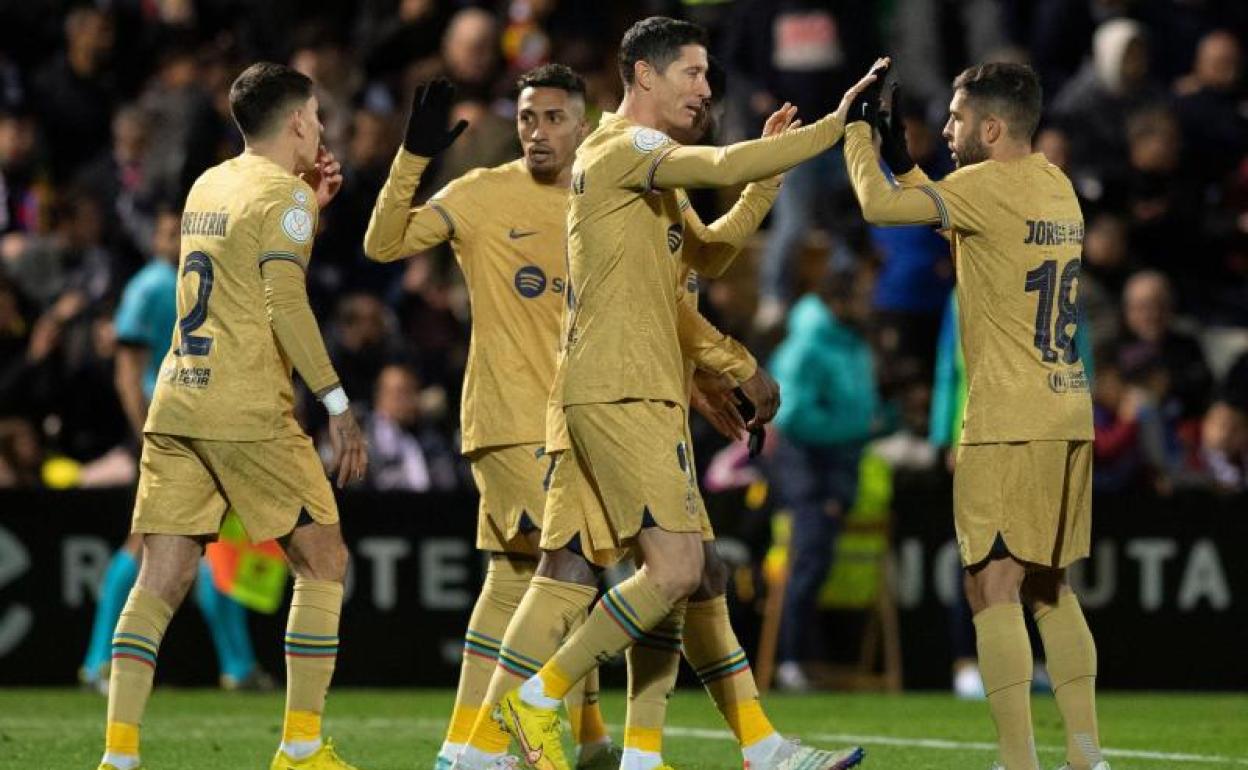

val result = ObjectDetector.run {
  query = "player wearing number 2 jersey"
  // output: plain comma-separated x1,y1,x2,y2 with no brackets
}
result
844,61,1105,770
98,63,369,770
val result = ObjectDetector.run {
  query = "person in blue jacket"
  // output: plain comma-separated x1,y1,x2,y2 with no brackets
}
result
766,262,882,691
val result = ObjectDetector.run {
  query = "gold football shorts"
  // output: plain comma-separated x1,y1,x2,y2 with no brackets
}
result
132,432,337,542
953,440,1092,568
540,399,701,565
469,442,548,556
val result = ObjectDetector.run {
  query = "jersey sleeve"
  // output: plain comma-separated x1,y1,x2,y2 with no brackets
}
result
113,274,154,347
843,122,943,227
675,290,757,384
363,149,453,262
679,178,780,277
649,114,844,191
256,179,319,272
924,163,993,233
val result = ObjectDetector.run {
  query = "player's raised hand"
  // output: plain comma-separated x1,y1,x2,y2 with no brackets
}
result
761,102,801,138
303,145,343,209
738,366,781,429
327,409,369,488
692,370,748,441
878,81,916,174
404,78,470,158
834,56,891,126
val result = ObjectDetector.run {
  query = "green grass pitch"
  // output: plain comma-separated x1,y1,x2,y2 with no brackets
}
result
1,688,1245,769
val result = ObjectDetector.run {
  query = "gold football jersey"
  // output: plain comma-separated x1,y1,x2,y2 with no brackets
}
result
922,154,1093,443
365,153,569,452
146,152,322,441
561,113,692,407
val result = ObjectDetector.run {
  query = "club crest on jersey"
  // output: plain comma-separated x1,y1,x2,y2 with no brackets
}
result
281,206,313,243
514,265,548,298
633,127,669,153
667,223,684,253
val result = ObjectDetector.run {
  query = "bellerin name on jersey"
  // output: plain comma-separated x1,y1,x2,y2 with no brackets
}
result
181,210,229,238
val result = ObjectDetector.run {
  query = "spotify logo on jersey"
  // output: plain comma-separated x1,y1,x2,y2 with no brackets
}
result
514,265,548,298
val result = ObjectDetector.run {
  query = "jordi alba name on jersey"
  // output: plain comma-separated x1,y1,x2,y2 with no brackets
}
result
927,153,1093,443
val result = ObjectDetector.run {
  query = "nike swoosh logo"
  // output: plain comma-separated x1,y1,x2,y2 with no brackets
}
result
506,700,545,767
509,228,539,239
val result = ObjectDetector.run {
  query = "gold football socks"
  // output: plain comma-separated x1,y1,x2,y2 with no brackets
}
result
460,576,596,766
440,557,535,766
682,596,784,764
1035,592,1102,770
103,588,173,770
621,601,686,770
526,571,675,705
975,603,1040,770
280,578,343,760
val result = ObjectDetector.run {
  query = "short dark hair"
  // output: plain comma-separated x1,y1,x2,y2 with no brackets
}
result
952,62,1043,140
228,62,314,139
618,16,708,87
516,63,587,99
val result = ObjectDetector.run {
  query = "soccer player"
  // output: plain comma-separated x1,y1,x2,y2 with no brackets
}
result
82,208,271,695
493,16,884,770
365,66,617,770
96,62,369,770
365,65,779,770
841,62,1105,770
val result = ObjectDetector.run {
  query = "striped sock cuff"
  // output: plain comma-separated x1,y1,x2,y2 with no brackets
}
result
693,647,751,684
498,645,543,679
112,632,159,669
637,624,683,652
601,586,647,641
623,726,664,753
284,631,339,658
463,629,502,661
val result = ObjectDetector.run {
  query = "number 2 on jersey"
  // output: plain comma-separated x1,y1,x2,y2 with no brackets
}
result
176,251,214,356
1024,258,1080,365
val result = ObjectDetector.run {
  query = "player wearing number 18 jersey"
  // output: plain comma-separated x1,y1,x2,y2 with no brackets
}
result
843,62,1104,770
98,63,369,770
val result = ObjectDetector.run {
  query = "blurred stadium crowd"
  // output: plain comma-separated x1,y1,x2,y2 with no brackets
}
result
0,0,1246,499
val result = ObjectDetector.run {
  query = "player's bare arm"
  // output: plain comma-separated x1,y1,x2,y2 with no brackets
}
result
363,79,468,262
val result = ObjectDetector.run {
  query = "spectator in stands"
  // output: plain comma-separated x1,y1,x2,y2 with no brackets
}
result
1177,399,1248,493
326,292,404,412
290,27,363,157
1173,30,1246,187
725,0,877,331
136,44,221,206
365,363,459,491
0,416,42,487
766,262,881,691
0,106,41,237
75,104,158,261
1120,107,1202,284
31,6,118,183
1052,18,1165,201
442,7,502,95
356,0,448,81
4,193,124,310
1119,270,1212,420
1091,346,1145,491
1080,213,1132,348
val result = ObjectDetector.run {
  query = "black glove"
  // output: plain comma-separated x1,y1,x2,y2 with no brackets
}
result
403,79,469,157
732,387,766,458
847,62,889,126
877,82,916,175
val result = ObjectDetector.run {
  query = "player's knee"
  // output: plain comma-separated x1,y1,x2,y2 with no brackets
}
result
648,553,704,601
291,538,349,583
536,547,597,587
